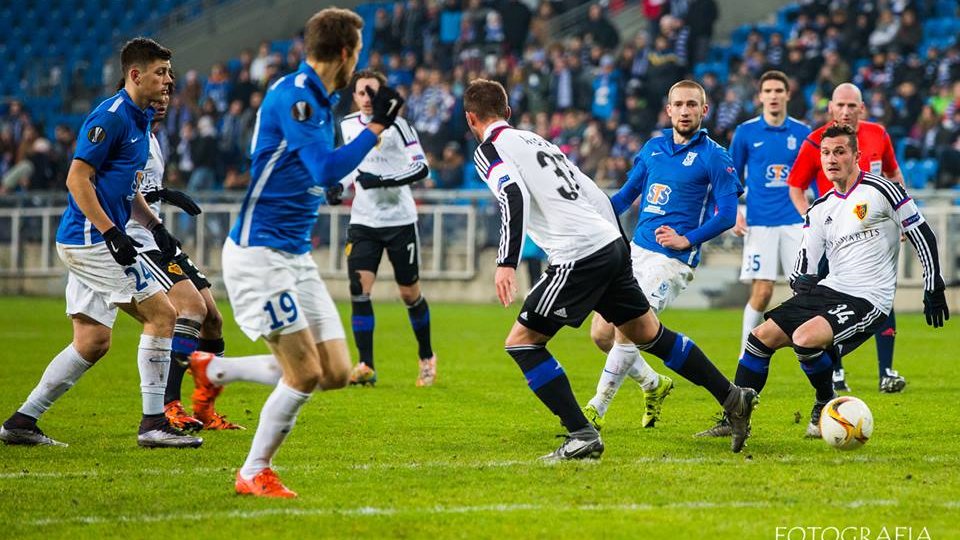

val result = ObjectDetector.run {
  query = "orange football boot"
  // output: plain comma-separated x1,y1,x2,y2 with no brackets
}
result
188,351,245,430
164,400,204,432
235,468,297,499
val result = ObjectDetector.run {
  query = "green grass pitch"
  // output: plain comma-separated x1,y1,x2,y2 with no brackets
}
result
0,296,958,539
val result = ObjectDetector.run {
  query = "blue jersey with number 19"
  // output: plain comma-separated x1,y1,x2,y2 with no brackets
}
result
229,61,377,255
730,115,810,226
56,89,153,246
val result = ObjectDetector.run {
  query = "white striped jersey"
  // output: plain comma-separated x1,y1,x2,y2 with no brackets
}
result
339,113,427,228
125,133,164,252
474,120,622,267
793,171,929,314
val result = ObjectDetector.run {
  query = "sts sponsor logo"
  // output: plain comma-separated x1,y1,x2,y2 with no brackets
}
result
642,183,671,215
764,164,790,187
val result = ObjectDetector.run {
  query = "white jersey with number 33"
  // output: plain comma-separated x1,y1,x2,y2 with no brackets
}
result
473,120,622,267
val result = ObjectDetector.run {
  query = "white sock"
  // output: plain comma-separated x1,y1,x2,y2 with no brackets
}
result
19,344,94,419
588,343,655,416
741,304,764,355
627,352,660,391
138,334,171,416
207,355,282,386
240,381,312,480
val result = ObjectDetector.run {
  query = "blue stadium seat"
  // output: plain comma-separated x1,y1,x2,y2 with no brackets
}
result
903,160,926,189
920,159,939,185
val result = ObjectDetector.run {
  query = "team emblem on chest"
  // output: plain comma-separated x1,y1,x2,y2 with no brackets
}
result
853,202,868,221
787,134,797,150
682,152,698,166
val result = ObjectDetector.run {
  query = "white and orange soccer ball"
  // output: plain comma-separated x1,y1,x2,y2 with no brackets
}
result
819,396,874,450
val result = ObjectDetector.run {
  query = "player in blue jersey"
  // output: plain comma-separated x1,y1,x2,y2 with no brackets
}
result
583,80,744,430
695,71,811,438
192,8,405,498
0,39,201,449
733,72,811,355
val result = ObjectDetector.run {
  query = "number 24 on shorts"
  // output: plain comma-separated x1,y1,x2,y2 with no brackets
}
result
263,292,300,331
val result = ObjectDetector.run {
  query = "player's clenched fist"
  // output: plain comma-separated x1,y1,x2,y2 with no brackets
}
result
367,85,404,128
103,226,142,266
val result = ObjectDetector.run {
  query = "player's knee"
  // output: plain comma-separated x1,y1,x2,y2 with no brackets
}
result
349,270,365,298
76,334,111,362
791,327,826,350
323,363,351,389
398,284,420,305
591,330,614,353
146,296,177,335
288,365,322,393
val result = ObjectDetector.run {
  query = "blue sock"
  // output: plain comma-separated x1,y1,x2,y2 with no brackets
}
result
875,310,896,379
797,347,835,402
406,296,433,360
166,318,201,404
351,295,375,369
639,325,733,405
506,344,588,432
735,334,774,393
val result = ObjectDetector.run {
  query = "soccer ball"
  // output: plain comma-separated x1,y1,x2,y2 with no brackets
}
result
819,396,873,450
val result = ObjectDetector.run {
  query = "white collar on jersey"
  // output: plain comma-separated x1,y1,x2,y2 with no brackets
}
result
482,120,511,141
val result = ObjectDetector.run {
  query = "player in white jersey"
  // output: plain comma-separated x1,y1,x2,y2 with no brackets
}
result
735,125,948,438
326,69,436,387
464,79,759,459
124,80,243,431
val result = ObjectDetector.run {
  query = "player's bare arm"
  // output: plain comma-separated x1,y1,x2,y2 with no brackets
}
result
65,159,115,233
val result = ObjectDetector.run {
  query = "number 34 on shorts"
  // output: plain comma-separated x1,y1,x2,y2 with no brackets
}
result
263,291,301,331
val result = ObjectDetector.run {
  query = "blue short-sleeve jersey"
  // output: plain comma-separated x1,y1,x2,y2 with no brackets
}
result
611,129,743,267
56,90,153,245
730,115,810,226
228,62,339,254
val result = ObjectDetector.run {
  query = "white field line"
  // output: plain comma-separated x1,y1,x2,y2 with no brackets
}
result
2,454,957,480
29,500,925,527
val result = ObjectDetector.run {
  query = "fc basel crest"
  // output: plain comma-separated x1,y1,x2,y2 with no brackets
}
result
291,101,312,122
167,262,184,276
853,203,868,220
87,126,106,144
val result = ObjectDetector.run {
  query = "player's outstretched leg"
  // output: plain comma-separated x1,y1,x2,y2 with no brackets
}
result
0,341,96,447
189,350,281,430
504,324,602,462
875,310,904,393
620,311,758,453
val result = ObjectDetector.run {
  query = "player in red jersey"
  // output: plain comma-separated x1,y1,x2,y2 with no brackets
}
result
786,83,906,394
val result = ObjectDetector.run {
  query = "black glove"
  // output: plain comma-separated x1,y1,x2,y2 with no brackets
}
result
356,171,385,190
367,84,404,128
144,188,202,216
103,226,142,266
151,223,181,259
923,276,950,328
790,274,821,296
325,183,344,206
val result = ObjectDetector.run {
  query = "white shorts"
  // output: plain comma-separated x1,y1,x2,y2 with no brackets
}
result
630,243,694,314
57,243,165,327
222,238,345,342
739,224,803,282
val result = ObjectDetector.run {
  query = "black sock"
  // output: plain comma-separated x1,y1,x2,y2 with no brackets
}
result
736,334,775,393
796,346,836,402
197,337,225,356
139,413,167,433
639,324,733,405
351,295,375,369
875,310,896,379
406,296,433,360
167,318,201,404
3,411,38,430
506,344,588,432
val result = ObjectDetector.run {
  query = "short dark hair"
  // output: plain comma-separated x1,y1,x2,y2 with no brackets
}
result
463,79,509,121
120,37,172,75
350,69,387,92
759,70,790,91
304,8,364,62
822,123,858,152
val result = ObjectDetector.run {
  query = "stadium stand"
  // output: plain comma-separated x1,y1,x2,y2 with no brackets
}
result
1,0,959,195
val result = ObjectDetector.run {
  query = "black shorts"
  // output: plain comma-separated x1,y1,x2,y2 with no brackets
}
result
518,239,651,336
765,285,887,352
142,250,212,292
346,223,420,286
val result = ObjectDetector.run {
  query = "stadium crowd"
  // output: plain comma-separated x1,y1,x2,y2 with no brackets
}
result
1,0,959,194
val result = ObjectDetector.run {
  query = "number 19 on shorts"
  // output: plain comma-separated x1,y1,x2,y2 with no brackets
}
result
263,291,300,331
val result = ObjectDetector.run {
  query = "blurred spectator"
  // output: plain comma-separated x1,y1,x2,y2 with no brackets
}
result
894,9,922,54
431,142,465,189
250,41,271,85
581,5,620,50
499,0,532,54
188,116,220,191
685,0,718,65
868,9,899,51
202,64,231,114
